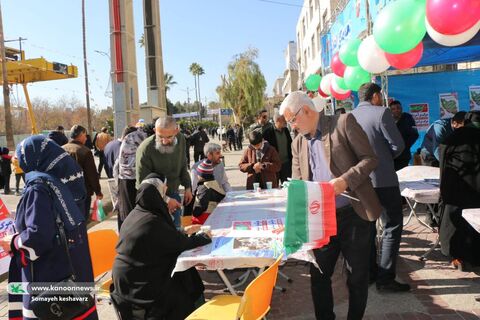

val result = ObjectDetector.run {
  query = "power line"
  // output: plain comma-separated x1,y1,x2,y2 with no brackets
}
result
256,0,305,8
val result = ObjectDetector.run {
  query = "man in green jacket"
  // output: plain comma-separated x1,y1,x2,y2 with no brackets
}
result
136,116,193,227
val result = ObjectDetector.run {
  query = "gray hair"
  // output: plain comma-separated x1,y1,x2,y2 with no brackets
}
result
204,142,221,156
279,91,316,115
273,110,284,122
155,116,177,129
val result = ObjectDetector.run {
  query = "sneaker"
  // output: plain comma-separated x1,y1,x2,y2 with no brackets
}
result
376,280,411,293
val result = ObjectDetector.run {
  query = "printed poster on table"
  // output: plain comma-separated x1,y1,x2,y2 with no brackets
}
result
469,86,480,110
409,103,430,131
439,92,459,118
0,197,13,275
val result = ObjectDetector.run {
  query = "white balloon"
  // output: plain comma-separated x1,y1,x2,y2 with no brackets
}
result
320,73,334,95
312,96,327,112
332,76,350,94
357,35,390,74
426,18,480,47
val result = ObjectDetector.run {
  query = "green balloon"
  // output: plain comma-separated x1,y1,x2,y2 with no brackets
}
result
305,74,322,91
373,0,426,54
339,38,361,67
336,77,349,91
344,66,371,91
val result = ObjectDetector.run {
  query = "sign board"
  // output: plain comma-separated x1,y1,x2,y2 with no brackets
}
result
0,198,13,275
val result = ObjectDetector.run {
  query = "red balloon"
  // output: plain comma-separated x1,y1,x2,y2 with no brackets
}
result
318,87,330,98
385,41,424,70
330,83,351,100
331,52,347,77
426,0,480,35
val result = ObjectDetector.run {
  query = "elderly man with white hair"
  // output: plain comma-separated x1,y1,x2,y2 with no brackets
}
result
280,91,382,320
136,116,193,228
191,142,231,195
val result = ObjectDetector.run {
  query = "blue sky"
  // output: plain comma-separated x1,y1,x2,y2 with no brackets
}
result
3,0,302,110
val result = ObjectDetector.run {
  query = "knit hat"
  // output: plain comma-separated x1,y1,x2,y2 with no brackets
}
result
197,159,214,181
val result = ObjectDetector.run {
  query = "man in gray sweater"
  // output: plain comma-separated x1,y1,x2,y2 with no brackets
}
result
352,83,409,293
136,117,193,228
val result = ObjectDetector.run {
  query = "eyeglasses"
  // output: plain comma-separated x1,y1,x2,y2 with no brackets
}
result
287,108,303,125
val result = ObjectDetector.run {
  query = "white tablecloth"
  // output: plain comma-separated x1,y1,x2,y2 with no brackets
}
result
462,209,480,234
174,189,311,273
397,166,440,204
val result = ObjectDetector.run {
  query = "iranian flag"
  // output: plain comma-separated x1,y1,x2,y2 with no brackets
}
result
283,180,337,255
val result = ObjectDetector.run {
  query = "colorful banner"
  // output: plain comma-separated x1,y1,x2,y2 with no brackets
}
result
469,85,480,110
409,103,430,131
439,92,459,118
0,198,13,275
322,0,368,69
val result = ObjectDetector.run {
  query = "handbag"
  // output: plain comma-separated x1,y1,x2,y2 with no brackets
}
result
29,210,95,319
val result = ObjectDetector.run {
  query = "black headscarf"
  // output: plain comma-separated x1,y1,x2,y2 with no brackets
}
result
135,173,173,227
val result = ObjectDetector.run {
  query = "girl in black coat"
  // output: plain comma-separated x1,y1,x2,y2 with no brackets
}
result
112,173,211,320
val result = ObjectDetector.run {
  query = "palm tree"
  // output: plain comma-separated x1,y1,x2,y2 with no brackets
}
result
189,63,205,119
164,73,177,93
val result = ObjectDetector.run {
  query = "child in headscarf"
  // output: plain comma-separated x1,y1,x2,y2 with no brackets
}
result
0,135,97,320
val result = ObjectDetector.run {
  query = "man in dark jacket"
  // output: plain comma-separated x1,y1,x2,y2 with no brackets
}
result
190,126,210,162
389,101,419,171
239,130,281,190
263,113,292,184
63,125,103,219
48,125,69,146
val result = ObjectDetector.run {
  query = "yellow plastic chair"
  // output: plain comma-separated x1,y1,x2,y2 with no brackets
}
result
87,229,118,304
186,254,283,320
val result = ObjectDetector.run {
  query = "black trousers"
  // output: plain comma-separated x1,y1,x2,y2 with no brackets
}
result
193,150,205,162
84,195,92,220
370,186,403,284
117,179,137,230
310,206,372,320
394,158,410,171
278,160,292,184
97,151,107,177
15,173,25,192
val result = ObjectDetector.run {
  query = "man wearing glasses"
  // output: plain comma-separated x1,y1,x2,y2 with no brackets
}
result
249,109,273,134
280,91,381,320
136,116,193,228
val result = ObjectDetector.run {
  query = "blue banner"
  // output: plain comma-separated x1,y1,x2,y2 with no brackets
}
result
322,0,368,69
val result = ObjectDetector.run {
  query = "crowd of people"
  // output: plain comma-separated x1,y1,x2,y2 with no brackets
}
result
0,83,479,319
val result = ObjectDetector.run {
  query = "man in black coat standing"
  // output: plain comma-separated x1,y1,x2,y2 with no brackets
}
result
190,126,210,162
390,100,419,171
263,112,292,184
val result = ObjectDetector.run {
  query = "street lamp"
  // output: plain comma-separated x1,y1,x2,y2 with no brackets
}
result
94,50,112,98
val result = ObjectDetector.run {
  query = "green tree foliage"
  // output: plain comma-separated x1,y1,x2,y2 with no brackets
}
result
216,48,266,124
189,62,205,118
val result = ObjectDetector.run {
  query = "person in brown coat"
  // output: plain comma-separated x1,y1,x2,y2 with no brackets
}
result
63,125,103,219
239,130,281,190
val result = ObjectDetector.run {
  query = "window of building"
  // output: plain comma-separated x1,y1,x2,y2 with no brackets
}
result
316,25,321,53
309,0,313,20
302,18,306,37
322,9,328,29
311,35,316,59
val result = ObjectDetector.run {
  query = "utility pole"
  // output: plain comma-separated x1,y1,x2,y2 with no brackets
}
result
82,0,92,134
0,2,14,149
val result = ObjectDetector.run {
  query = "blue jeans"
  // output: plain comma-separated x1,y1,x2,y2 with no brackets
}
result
171,192,183,229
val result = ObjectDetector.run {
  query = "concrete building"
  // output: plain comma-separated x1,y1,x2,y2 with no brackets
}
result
272,41,299,97
295,0,341,88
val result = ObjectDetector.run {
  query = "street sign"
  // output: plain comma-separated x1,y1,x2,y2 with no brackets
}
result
220,108,233,116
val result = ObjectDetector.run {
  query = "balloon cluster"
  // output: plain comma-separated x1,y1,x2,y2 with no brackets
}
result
305,0,480,100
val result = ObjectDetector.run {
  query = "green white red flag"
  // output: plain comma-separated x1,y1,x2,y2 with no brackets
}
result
284,180,337,255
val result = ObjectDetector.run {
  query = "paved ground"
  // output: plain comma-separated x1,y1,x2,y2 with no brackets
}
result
1,137,479,319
